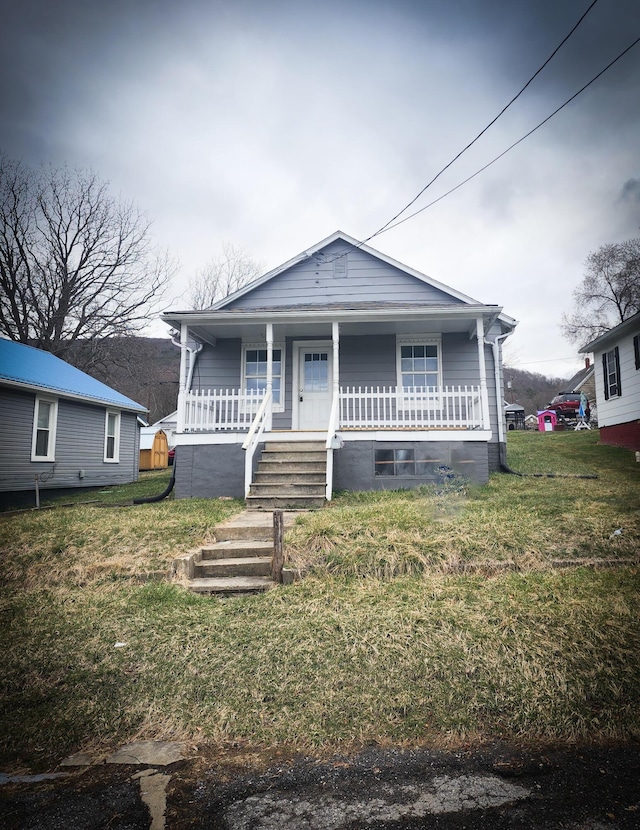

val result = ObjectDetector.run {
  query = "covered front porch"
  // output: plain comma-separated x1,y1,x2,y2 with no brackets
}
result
167,306,505,500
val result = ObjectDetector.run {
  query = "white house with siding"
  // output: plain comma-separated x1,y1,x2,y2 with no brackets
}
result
162,231,517,507
580,311,640,451
0,339,147,496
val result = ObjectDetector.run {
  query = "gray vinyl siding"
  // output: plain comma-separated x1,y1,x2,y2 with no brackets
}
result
192,339,241,390
0,386,140,492
225,242,465,309
339,335,397,386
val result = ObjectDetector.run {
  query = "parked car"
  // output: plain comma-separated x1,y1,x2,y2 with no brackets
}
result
547,392,590,421
168,448,175,466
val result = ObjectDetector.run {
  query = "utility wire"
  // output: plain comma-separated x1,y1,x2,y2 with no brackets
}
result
377,34,640,236
360,0,600,245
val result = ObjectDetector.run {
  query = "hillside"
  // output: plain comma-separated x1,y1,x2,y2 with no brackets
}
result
68,337,180,423
502,367,569,417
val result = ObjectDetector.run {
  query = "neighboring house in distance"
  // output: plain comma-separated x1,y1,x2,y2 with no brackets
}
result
566,358,597,424
0,339,147,495
580,311,640,451
162,231,517,506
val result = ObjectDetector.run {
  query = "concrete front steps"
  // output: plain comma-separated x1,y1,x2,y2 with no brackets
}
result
172,510,298,595
246,440,327,510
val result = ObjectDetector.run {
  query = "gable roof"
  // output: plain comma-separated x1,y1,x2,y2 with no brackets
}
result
565,362,594,392
579,311,640,353
213,230,484,310
0,339,147,413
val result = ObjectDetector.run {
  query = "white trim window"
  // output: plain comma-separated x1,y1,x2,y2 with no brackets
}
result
396,335,442,392
104,410,121,462
241,342,285,412
602,347,621,400
31,396,58,461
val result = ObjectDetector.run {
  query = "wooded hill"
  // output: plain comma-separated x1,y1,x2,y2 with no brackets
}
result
503,366,570,418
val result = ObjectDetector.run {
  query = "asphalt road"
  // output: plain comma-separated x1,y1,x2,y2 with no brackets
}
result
2,742,639,829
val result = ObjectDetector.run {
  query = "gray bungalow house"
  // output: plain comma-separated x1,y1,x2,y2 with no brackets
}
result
162,231,517,507
0,338,147,497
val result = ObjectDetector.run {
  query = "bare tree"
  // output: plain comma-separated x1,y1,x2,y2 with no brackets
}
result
0,153,176,369
562,239,640,346
189,241,263,309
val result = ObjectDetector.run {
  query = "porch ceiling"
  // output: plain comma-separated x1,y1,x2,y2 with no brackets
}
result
162,304,509,343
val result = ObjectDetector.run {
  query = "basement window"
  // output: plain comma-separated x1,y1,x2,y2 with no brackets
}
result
375,448,440,476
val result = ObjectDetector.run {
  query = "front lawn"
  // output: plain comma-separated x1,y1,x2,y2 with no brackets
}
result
1,430,639,770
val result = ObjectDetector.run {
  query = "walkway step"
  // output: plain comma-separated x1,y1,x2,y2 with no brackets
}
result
258,460,326,473
247,495,326,510
260,450,326,463
194,556,272,578
187,576,273,594
254,472,326,484
265,441,325,452
201,540,273,560
250,483,326,496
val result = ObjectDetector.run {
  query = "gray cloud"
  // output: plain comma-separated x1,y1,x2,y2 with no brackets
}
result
620,179,640,203
1,0,639,377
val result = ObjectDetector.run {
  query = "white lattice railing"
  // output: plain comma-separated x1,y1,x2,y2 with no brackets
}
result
339,386,483,429
183,389,265,431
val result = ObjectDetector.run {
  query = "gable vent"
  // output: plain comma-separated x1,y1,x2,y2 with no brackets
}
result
333,255,348,278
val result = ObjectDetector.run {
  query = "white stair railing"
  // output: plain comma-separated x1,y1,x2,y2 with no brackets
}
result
242,389,273,497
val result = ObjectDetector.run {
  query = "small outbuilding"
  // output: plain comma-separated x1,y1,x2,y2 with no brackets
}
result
537,410,558,432
504,403,525,431
139,428,169,470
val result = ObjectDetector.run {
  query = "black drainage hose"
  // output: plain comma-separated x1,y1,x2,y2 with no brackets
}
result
500,462,598,480
133,462,176,504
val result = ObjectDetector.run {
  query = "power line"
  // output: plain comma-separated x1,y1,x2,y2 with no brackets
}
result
360,0,601,246
377,34,640,236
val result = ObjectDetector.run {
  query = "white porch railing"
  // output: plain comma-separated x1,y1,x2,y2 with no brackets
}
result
183,389,265,431
182,386,483,432
339,386,483,429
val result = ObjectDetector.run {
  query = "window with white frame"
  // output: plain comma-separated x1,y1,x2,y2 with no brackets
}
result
31,397,58,461
104,411,121,462
602,347,621,400
396,336,442,392
241,343,285,411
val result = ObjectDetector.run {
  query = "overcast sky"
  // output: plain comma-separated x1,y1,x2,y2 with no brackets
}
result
1,0,638,378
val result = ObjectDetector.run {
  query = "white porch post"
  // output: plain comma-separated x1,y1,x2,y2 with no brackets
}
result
325,321,340,501
332,321,340,414
266,322,273,432
476,316,491,431
176,323,188,433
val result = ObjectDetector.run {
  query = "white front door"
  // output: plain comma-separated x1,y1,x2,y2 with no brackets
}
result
297,346,332,430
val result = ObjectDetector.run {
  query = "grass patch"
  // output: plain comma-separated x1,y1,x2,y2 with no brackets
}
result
286,431,640,575
1,571,639,769
0,430,639,769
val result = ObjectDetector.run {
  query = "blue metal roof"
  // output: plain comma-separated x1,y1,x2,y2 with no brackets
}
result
0,339,147,412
